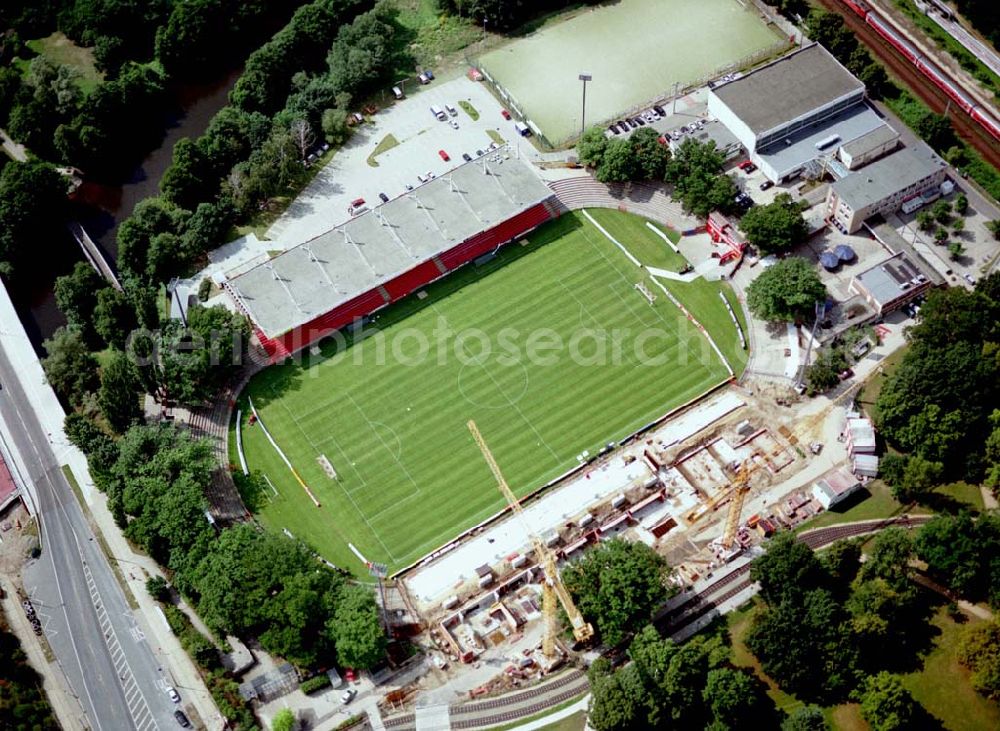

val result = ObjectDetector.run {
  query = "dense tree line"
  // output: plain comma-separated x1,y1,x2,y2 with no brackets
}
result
587,627,777,731
561,539,671,647
576,126,671,184
0,615,58,730
745,529,935,727
874,273,1000,483
439,0,604,33
68,422,386,671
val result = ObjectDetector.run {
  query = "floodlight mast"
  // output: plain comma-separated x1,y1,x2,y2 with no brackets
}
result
467,420,593,658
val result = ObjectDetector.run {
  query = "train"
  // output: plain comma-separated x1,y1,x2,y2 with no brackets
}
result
838,0,1000,142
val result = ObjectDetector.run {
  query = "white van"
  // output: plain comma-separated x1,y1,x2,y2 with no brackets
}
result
392,86,403,99
445,104,457,117
514,121,531,137
430,105,446,121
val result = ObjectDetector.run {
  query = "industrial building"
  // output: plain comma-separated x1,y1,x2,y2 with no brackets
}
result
708,43,894,182
848,251,935,315
837,124,900,170
826,143,949,233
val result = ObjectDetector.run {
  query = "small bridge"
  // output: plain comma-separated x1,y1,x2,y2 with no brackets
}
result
67,221,122,291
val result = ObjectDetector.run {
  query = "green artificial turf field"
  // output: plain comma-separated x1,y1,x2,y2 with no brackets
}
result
235,210,743,572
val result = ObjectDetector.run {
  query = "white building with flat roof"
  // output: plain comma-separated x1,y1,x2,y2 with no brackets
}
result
826,143,948,233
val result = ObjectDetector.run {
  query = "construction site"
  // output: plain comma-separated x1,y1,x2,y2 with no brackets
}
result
367,375,873,705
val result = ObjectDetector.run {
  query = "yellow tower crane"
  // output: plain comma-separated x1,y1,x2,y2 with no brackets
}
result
467,420,594,658
720,383,863,548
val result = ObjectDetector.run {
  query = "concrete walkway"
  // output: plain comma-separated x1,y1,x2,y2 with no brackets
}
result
507,693,589,731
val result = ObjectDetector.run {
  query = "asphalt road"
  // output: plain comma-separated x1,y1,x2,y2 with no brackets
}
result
0,343,179,731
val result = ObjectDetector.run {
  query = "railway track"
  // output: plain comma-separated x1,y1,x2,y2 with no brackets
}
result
662,515,934,634
817,0,1000,170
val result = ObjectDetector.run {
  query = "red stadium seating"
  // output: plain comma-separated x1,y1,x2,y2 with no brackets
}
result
439,203,552,270
259,200,553,360
383,259,444,302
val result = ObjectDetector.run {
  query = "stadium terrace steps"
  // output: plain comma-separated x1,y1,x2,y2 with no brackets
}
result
548,177,697,229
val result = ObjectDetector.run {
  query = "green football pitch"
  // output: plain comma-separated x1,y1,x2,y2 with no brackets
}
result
234,210,746,573
479,0,784,144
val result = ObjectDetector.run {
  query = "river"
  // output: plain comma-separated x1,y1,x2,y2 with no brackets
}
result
14,69,241,350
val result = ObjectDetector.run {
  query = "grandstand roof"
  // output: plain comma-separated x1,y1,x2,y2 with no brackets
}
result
711,43,864,135
227,151,553,338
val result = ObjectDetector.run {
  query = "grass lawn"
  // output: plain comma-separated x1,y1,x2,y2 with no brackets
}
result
236,211,733,572
538,711,587,731
459,100,479,121
479,0,784,143
726,600,1000,730
21,32,102,93
367,133,400,167
903,606,1000,730
582,208,748,373
390,0,483,69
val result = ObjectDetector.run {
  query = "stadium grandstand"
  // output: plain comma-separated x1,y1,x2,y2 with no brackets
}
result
224,150,558,360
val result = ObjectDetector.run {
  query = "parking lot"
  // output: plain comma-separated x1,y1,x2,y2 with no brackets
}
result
266,73,526,247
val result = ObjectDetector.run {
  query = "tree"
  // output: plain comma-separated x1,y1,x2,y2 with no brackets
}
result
915,512,981,597
934,226,948,244
860,527,913,592
739,193,808,255
328,585,386,669
562,539,670,646
98,350,143,433
159,137,212,210
0,159,68,276
948,241,965,261
665,138,736,217
745,588,855,699
702,667,773,730
916,111,956,150
588,667,643,731
858,672,918,731
987,220,1000,240
889,455,943,502
42,327,100,407
954,193,968,214
931,199,952,224
819,539,862,593
805,358,840,395
55,262,105,344
782,706,829,731
289,118,315,160
271,708,296,731
577,125,609,168
751,531,827,605
94,287,139,350
595,138,638,183
629,127,671,181
951,217,965,233
915,210,934,232
320,107,351,146
958,620,1000,700
746,257,827,322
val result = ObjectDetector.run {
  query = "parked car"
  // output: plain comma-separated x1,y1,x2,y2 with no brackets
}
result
174,710,191,728
633,116,645,125
653,104,666,116
417,174,428,183
475,149,484,156
341,689,357,705
759,180,774,191
609,124,620,135
450,120,459,129
438,150,450,161
404,183,414,191
167,687,181,703
501,109,511,120
964,273,976,285
838,369,853,381
462,152,472,162
378,192,389,203
424,69,435,80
